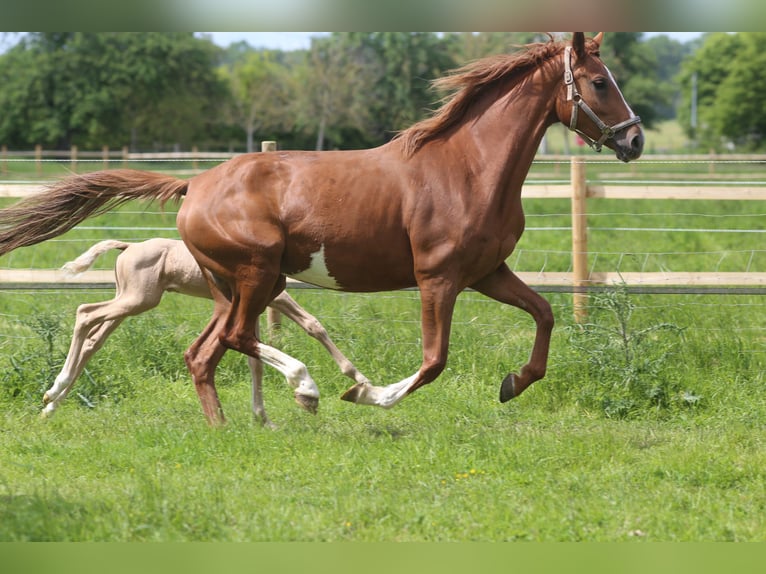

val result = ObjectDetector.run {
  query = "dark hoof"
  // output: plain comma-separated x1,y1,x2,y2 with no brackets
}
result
294,393,319,414
340,383,365,403
499,373,517,403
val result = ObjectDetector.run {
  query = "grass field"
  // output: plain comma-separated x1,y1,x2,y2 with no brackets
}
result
1,149,765,541
0,285,764,541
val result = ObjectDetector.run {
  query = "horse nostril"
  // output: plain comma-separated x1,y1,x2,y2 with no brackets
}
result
631,133,644,153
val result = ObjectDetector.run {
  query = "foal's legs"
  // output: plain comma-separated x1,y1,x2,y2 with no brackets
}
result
248,321,275,428
470,263,554,401
42,318,124,416
270,291,370,386
42,290,162,413
341,278,458,408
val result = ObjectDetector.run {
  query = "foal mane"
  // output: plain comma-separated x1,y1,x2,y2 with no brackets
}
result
397,35,593,157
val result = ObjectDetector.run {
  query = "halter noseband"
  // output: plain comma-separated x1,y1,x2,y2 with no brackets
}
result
564,46,642,152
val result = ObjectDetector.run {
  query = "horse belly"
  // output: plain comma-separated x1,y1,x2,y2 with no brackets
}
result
287,245,342,290
285,239,415,293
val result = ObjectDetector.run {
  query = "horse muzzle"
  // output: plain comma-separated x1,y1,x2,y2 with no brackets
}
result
609,123,644,163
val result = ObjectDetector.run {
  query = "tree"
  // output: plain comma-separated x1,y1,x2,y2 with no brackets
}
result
676,33,761,150
288,33,458,150
219,49,293,152
642,34,693,120
444,32,550,63
678,33,766,151
597,33,666,129
329,33,456,145
288,35,378,151
0,33,226,150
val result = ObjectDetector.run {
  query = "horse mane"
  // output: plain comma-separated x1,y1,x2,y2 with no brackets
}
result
396,35,594,157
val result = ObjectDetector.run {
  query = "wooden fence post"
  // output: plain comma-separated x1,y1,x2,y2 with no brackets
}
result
122,146,129,169
571,156,588,323
262,140,282,333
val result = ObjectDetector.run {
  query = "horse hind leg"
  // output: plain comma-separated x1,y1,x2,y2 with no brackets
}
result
42,318,123,417
42,279,164,415
471,264,554,402
219,277,320,414
184,309,228,425
42,295,140,414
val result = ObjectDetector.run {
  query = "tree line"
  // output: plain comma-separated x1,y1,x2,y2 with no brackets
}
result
0,32,745,153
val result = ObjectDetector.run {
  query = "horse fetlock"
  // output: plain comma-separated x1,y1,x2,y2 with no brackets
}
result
43,377,68,404
341,362,370,385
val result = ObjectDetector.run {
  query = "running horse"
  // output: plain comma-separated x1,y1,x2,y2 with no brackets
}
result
0,33,643,425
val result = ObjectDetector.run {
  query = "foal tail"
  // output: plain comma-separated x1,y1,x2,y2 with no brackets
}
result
61,239,132,277
0,169,187,257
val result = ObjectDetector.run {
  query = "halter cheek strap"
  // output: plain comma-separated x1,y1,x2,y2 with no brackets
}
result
564,46,642,152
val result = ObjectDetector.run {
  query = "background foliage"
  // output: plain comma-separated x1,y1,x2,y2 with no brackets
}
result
0,31,709,152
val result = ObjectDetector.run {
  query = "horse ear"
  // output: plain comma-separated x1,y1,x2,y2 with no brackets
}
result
572,32,585,57
593,32,604,47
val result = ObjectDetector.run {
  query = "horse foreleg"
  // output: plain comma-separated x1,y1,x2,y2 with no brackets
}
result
471,263,554,402
341,279,457,408
270,291,370,386
42,318,123,417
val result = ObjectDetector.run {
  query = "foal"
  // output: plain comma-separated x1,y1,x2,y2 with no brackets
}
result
44,238,369,425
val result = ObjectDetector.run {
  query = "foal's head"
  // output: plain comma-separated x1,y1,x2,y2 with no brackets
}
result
554,32,644,162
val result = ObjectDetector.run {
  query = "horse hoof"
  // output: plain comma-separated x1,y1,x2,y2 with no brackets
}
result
340,383,366,404
42,392,52,405
499,373,517,403
294,392,319,414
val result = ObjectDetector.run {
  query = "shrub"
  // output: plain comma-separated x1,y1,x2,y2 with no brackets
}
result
556,284,694,418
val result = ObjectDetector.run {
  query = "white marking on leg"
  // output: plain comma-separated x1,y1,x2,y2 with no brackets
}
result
256,343,320,400
347,371,420,409
288,245,341,290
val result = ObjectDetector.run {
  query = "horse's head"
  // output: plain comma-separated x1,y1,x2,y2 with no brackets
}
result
555,32,644,163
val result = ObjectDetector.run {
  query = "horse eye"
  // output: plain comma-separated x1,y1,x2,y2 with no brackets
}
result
592,78,608,90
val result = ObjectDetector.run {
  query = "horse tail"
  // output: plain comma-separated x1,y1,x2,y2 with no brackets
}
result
0,169,187,257
61,239,132,277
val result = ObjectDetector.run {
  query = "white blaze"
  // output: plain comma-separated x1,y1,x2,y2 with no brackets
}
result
289,245,341,290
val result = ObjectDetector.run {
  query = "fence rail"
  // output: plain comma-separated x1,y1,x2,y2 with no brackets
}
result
2,154,766,320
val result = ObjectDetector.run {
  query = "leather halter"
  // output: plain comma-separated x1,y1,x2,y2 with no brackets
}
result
564,46,642,152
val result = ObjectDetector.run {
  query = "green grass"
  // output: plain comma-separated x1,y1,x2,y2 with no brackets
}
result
0,287,764,541
1,152,765,541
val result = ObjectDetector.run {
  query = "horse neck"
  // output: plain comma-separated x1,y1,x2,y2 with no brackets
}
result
452,60,562,200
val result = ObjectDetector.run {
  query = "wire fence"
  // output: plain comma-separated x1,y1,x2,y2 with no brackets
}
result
1,153,766,304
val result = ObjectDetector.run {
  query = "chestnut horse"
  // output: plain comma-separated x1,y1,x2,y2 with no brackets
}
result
0,33,643,425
